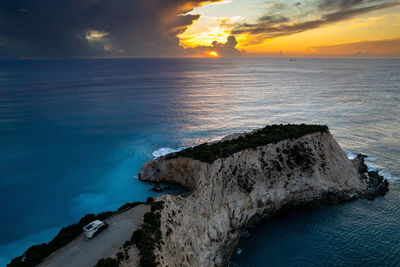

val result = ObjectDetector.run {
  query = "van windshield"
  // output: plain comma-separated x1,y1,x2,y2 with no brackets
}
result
84,224,94,230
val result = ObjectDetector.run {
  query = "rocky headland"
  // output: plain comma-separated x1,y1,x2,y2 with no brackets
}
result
133,124,388,266
10,124,388,267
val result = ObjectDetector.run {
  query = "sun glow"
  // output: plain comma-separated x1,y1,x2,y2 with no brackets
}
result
207,51,219,57
180,2,400,57
178,16,242,48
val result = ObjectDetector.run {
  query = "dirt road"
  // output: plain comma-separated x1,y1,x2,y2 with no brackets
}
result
39,204,149,267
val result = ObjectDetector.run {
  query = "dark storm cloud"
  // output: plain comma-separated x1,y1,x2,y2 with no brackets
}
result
0,0,222,57
232,0,400,43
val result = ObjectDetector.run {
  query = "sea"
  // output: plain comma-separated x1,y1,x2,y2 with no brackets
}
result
0,58,399,266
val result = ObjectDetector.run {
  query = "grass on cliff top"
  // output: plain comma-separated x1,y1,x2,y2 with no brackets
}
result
167,124,328,163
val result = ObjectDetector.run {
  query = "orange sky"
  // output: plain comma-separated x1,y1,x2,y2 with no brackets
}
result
178,1,400,57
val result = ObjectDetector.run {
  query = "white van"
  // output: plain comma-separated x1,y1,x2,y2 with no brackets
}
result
83,220,108,239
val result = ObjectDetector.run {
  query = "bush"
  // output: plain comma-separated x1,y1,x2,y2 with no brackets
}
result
150,201,164,212
167,124,328,163
131,201,165,267
95,257,120,267
8,201,145,266
116,251,125,261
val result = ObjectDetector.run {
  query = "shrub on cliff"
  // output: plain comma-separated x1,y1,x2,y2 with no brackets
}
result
8,202,143,267
131,201,165,267
95,257,120,267
167,124,328,163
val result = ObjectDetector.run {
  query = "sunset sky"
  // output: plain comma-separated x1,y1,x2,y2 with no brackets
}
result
181,0,400,57
0,0,399,58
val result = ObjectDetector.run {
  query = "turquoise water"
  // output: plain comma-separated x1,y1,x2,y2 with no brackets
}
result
0,58,399,265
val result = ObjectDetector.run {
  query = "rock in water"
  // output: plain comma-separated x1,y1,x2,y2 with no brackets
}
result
137,125,388,266
151,186,163,193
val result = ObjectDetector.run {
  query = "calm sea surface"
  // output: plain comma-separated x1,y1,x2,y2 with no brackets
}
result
0,58,399,266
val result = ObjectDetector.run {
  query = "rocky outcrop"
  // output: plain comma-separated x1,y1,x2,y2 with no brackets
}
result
138,126,388,266
352,153,389,199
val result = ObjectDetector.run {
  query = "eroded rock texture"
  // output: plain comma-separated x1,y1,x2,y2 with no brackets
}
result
138,130,388,266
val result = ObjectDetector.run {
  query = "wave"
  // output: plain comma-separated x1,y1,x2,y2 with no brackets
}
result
151,136,227,159
345,151,399,181
208,136,224,143
152,147,186,159
345,151,358,160
379,170,400,182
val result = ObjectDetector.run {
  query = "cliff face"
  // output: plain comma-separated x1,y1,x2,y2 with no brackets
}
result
139,129,388,266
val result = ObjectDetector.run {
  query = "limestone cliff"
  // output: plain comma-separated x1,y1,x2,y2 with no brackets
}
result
138,125,388,266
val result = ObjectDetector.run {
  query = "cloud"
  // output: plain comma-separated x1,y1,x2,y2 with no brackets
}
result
310,38,400,57
318,0,365,11
1,0,398,58
185,35,243,57
232,0,400,44
0,0,224,58
178,15,242,48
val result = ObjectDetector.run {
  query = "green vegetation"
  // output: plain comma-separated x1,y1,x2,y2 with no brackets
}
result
7,199,152,267
150,201,164,212
94,257,120,267
167,124,328,163
128,201,165,267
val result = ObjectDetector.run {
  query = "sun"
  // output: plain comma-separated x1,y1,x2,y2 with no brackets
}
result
207,51,219,57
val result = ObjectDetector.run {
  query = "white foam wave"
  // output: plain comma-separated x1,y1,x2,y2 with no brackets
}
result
378,170,400,181
364,163,399,181
345,151,399,181
208,136,225,143
152,147,186,159
345,151,357,160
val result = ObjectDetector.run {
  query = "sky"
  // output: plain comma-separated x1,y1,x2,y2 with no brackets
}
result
0,0,399,58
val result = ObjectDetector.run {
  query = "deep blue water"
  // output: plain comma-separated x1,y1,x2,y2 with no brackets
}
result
0,58,399,266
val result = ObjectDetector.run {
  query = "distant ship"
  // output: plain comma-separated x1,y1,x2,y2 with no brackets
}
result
290,58,297,62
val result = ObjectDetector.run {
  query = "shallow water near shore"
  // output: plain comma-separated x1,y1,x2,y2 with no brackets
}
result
0,58,399,265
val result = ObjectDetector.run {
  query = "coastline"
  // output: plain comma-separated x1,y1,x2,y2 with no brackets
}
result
7,199,153,267
9,125,389,267
39,204,150,267
137,125,388,266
